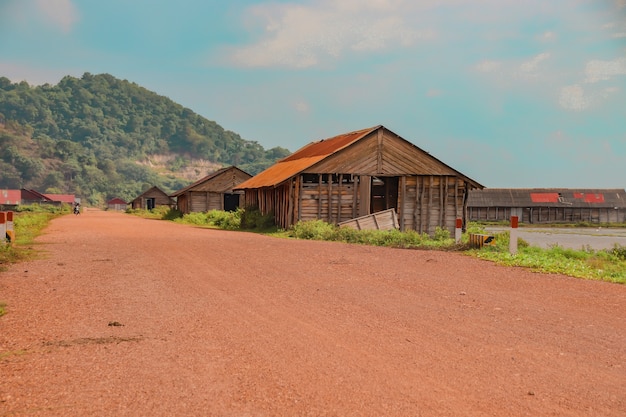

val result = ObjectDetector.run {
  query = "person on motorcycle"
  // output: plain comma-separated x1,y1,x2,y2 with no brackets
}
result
73,202,81,215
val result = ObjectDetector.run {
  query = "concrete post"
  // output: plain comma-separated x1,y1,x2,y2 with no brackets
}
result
510,215,518,255
455,218,462,244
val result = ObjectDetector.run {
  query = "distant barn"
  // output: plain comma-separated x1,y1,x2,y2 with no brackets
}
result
107,198,128,211
171,166,251,214
130,186,174,210
0,189,76,209
235,125,483,234
467,188,626,224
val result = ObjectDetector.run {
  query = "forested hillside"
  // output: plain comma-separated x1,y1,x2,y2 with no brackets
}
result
0,73,289,205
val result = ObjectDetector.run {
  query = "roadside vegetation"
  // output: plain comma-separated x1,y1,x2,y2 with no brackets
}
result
465,223,626,284
0,204,69,271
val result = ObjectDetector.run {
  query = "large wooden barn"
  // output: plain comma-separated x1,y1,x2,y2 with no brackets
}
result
170,166,251,214
234,125,483,234
130,186,174,210
467,188,626,224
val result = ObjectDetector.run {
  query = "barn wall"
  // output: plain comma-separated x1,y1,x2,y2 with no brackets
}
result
468,206,626,224
399,176,466,235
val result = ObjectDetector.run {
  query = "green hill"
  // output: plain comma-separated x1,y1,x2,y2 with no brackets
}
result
0,73,289,205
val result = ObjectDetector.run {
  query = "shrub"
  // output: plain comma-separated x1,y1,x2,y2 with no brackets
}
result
291,219,336,240
240,207,274,230
206,209,241,230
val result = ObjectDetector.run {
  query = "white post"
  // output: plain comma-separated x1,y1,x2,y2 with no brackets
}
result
509,215,518,255
455,218,462,244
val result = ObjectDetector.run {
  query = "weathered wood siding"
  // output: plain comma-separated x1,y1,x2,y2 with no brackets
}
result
399,176,466,235
469,206,626,224
240,127,480,233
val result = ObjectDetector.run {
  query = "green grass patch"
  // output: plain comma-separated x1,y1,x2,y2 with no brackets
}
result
0,204,68,271
289,219,457,249
468,228,626,284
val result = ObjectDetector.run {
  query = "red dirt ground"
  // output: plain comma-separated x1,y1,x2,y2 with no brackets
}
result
1,209,625,416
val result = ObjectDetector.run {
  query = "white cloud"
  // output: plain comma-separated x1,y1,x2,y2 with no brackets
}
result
35,0,78,33
585,58,626,83
226,0,434,68
520,52,550,73
559,84,589,111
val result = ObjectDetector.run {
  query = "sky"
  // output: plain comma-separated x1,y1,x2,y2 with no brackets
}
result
0,0,625,188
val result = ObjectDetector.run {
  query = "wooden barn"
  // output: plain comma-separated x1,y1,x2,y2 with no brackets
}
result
107,197,128,211
130,186,174,210
234,125,483,234
170,166,251,214
467,188,626,224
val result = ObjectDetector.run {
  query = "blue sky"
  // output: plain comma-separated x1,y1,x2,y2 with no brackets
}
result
1,0,625,188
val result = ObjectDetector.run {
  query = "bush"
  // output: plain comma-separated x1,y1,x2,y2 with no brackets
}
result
291,219,337,240
206,209,241,230
240,207,274,230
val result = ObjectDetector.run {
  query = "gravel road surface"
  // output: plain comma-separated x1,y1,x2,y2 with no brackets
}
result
1,209,625,416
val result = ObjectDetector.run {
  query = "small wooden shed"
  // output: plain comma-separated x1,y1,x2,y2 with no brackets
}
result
107,197,128,211
170,166,252,214
130,186,174,210
234,125,483,234
467,188,626,224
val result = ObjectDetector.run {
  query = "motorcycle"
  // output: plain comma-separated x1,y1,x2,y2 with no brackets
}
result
73,205,80,215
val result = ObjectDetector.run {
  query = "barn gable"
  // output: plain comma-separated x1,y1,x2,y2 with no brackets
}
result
171,166,251,214
307,127,473,179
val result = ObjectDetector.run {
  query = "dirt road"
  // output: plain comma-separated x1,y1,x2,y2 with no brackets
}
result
1,209,625,416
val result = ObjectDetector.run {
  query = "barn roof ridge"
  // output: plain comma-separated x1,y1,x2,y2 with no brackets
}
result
235,125,482,190
170,165,250,197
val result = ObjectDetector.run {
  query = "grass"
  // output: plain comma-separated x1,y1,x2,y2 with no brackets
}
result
0,204,69,271
465,225,626,284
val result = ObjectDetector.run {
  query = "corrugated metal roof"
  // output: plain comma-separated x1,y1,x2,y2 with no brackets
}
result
235,126,381,189
107,198,127,204
0,189,22,205
170,166,250,197
468,188,626,208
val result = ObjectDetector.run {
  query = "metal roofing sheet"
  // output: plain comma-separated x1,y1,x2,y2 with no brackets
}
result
235,126,379,189
0,189,21,205
468,188,626,208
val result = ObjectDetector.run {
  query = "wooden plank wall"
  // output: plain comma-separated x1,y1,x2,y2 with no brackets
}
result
297,175,360,225
400,176,466,235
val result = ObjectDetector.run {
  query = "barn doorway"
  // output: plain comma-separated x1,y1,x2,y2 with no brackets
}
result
146,198,156,210
370,176,399,213
223,193,240,212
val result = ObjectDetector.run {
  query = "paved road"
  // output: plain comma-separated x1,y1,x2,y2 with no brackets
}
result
485,226,626,250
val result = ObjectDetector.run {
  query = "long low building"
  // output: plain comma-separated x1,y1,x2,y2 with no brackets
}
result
467,188,626,224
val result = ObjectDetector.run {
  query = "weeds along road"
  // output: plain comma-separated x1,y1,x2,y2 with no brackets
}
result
1,209,626,416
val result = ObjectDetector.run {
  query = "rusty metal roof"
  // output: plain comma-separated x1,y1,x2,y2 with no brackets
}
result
468,188,626,208
235,126,380,189
170,166,251,197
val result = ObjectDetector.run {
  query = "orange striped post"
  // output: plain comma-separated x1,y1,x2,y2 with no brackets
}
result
455,218,463,243
0,212,6,245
